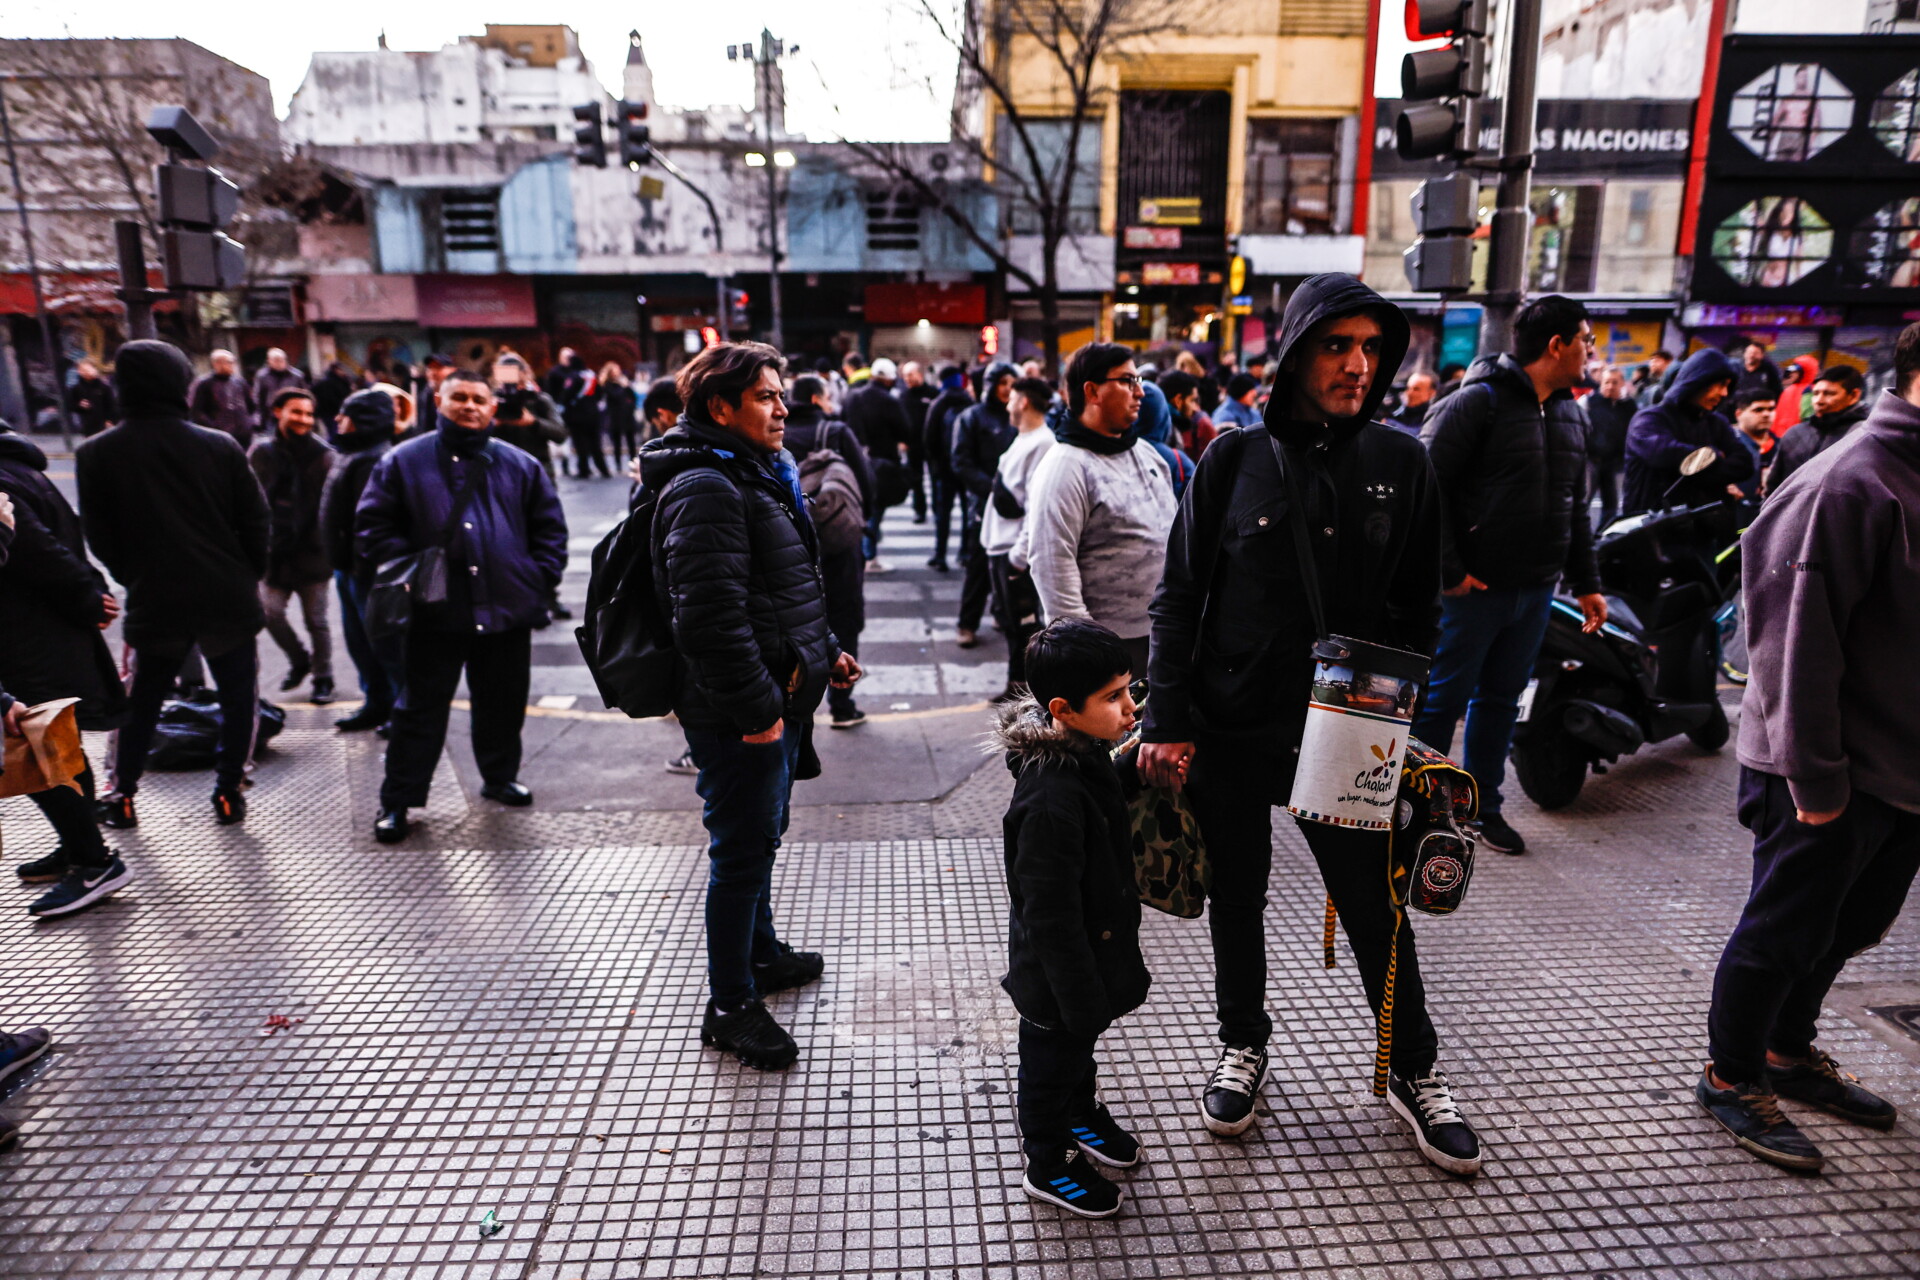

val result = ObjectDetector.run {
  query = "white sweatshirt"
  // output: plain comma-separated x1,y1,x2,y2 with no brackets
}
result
1018,438,1175,640
984,427,1057,558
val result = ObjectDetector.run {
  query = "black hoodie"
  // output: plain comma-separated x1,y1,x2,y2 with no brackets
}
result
75,340,270,653
1143,273,1442,760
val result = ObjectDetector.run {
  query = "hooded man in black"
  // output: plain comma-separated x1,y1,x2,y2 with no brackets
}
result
75,340,271,829
320,388,405,731
1139,273,1480,1176
951,361,1019,645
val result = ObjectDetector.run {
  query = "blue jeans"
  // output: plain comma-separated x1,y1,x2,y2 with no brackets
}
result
1410,582,1555,817
336,571,406,714
686,724,805,1008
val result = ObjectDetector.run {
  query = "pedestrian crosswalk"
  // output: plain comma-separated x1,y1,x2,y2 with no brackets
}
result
528,490,1008,715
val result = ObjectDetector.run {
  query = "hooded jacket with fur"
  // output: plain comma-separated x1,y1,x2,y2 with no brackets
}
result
1143,273,1441,763
993,695,1149,1038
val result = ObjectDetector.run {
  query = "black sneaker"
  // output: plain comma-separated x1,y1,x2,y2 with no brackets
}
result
335,705,389,732
278,660,311,693
0,1027,51,1084
700,999,798,1071
1696,1066,1824,1172
1022,1147,1123,1218
29,857,132,919
829,708,866,730
213,786,248,826
753,949,825,995
96,792,137,829
1069,1104,1143,1168
1202,1044,1268,1136
1476,813,1526,855
664,749,698,776
1387,1069,1483,1175
309,678,337,706
16,850,66,883
1770,1049,1897,1130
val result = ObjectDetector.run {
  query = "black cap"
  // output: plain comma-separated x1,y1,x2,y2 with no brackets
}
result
339,387,397,436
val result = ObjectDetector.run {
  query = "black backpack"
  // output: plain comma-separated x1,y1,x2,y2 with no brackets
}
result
574,486,680,718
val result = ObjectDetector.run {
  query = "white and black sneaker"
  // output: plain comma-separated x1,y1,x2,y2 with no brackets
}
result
1386,1069,1482,1176
1202,1044,1269,1136
1022,1146,1123,1218
28,856,131,919
664,749,698,776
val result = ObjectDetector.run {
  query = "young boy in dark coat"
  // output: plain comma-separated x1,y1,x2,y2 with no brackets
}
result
991,618,1150,1218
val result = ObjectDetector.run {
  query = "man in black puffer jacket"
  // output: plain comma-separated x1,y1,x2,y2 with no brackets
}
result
638,342,862,1073
319,389,403,732
0,421,132,917
76,340,270,830
951,361,1018,645
1414,295,1606,856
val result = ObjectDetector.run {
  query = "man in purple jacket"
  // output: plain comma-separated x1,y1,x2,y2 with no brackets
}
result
1697,322,1920,1172
356,370,569,843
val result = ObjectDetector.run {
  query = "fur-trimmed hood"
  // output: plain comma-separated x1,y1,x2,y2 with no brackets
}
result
989,692,1109,773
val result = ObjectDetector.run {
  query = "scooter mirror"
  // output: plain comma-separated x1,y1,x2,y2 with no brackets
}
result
1679,445,1719,477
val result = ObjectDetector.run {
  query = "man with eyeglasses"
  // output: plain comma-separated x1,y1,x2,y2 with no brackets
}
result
1022,343,1176,676
1412,295,1607,857
356,370,569,844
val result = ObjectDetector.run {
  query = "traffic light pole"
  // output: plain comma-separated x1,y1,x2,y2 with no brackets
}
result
113,221,164,342
1480,0,1542,354
645,148,732,343
755,31,785,353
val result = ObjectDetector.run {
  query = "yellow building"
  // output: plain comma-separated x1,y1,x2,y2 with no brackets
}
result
983,0,1376,360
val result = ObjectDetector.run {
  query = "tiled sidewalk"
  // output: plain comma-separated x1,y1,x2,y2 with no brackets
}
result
0,703,1916,1278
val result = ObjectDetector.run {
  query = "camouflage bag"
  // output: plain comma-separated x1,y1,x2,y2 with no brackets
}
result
1113,737,1211,919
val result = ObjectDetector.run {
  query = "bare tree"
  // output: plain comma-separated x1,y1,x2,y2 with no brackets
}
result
827,0,1189,373
0,38,283,349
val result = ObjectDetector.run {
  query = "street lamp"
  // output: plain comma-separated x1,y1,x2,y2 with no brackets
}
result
744,152,768,168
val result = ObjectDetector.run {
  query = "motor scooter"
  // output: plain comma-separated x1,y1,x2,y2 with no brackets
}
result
1511,448,1739,809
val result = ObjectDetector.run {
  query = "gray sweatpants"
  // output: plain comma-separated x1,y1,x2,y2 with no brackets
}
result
262,580,334,681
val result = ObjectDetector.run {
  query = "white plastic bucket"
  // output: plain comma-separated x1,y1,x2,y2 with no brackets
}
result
1287,635,1430,829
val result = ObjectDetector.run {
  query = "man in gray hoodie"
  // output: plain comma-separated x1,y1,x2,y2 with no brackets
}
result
1697,322,1920,1173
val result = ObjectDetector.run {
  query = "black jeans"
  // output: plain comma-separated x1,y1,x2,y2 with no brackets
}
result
116,638,259,794
1589,460,1622,529
569,424,610,477
957,494,989,631
379,626,531,809
29,764,108,869
1708,767,1920,1083
685,724,805,1008
927,474,957,565
987,554,1042,689
820,547,865,718
1017,1018,1101,1160
1186,741,1438,1073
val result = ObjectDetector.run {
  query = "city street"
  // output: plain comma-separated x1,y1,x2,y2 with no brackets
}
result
1,478,1917,1279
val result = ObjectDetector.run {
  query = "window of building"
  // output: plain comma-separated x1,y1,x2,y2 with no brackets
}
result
441,189,502,253
997,118,1101,236
1528,185,1600,292
1244,119,1341,235
865,188,920,252
1624,187,1653,246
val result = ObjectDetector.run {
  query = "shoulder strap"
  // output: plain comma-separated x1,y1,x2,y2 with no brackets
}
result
1267,431,1330,642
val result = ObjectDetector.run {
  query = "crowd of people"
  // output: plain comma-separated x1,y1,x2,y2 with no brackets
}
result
0,285,1914,1209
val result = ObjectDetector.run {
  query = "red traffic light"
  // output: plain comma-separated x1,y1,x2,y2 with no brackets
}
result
1405,0,1487,40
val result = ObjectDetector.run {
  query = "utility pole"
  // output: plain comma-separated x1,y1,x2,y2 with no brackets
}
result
1479,0,1543,353
754,29,786,352
0,76,73,448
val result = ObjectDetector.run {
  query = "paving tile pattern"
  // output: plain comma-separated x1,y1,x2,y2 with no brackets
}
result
2,699,1917,1280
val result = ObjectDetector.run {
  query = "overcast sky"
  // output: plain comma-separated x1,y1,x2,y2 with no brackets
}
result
2,0,1872,136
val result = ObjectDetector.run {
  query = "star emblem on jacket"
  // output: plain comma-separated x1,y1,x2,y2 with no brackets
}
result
1365,482,1396,501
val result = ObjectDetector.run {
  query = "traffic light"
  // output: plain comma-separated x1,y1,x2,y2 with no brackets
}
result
617,100,653,169
572,102,607,168
729,289,751,330
1404,172,1478,293
146,106,245,292
1395,0,1489,161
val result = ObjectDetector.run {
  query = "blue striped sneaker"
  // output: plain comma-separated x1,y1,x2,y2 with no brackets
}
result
1069,1105,1142,1168
1022,1147,1122,1218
